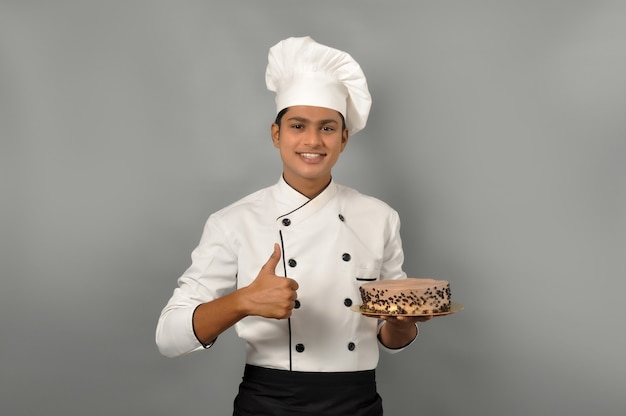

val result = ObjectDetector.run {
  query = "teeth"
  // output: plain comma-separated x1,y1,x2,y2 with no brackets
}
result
300,153,322,159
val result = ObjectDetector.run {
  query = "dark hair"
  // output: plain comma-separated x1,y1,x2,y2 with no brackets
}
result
274,107,346,131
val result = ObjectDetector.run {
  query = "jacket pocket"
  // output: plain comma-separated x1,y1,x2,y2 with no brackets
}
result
355,266,381,282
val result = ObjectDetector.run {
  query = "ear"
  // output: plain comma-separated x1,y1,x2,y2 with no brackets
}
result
340,129,349,152
271,123,280,148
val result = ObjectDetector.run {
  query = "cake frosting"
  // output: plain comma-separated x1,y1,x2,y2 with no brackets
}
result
359,278,451,315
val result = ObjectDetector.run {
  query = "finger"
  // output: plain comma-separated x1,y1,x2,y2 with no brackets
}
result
261,243,282,271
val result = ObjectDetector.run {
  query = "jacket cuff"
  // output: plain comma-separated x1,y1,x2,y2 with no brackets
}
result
376,320,419,353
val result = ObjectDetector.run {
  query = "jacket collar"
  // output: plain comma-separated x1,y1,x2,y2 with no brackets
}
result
274,176,338,222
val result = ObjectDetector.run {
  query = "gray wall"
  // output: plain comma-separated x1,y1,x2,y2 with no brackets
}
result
2,1,625,415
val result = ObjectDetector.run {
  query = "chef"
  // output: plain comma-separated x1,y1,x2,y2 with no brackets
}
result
156,36,430,416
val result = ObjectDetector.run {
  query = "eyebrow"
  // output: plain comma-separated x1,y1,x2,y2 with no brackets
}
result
286,116,339,125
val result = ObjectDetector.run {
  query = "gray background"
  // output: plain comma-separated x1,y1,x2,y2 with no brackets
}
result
1,1,625,415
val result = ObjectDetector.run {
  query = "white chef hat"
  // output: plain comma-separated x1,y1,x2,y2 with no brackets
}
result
265,36,372,136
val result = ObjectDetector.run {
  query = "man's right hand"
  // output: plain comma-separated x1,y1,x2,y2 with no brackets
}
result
241,243,299,319
190,244,299,346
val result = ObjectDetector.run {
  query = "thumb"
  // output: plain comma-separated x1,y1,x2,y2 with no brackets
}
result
261,243,282,272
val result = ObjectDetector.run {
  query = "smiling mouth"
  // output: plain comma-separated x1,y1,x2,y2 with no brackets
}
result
298,152,326,159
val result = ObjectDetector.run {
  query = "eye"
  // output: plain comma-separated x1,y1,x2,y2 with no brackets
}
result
321,126,335,132
291,124,303,130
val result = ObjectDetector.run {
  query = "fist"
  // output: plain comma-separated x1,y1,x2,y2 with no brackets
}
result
244,244,299,319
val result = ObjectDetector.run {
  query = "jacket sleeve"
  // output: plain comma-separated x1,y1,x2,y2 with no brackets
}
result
377,209,419,353
155,215,238,358
380,208,407,282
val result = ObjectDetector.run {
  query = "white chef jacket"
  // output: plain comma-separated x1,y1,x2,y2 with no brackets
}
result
156,177,416,371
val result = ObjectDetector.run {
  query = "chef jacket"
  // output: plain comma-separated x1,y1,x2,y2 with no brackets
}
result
156,177,416,371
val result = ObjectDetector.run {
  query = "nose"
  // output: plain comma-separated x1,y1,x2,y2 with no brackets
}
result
303,129,322,146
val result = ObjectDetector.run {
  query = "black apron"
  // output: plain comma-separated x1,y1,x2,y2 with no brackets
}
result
233,364,383,416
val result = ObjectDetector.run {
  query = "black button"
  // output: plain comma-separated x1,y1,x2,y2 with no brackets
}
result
288,259,297,267
344,298,353,307
338,214,345,222
295,343,305,353
342,253,351,262
294,300,301,309
282,218,291,226
348,342,356,351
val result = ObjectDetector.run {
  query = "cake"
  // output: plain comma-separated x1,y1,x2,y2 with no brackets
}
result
359,278,451,315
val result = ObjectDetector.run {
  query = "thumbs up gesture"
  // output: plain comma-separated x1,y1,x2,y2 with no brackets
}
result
241,244,299,319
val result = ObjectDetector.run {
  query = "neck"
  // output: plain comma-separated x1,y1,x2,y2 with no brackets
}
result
283,175,331,199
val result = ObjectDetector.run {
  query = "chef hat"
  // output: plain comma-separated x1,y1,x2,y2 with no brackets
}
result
265,36,372,136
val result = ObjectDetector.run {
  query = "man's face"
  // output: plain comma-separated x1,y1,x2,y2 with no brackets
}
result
271,105,349,196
